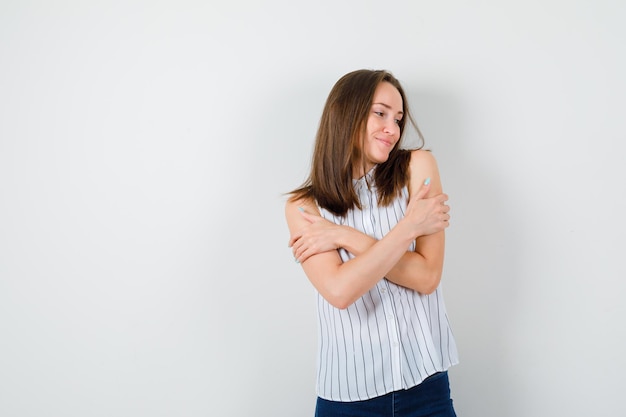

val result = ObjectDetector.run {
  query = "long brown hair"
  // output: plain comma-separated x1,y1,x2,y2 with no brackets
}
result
289,69,424,216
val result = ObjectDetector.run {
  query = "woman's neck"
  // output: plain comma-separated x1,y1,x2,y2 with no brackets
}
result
353,163,375,180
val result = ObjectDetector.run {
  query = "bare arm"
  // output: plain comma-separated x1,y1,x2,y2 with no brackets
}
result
289,150,449,294
387,150,448,293
285,155,449,308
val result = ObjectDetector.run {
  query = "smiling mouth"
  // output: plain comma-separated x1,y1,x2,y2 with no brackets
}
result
377,138,394,147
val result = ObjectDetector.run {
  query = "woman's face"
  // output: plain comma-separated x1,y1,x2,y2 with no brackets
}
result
358,81,403,177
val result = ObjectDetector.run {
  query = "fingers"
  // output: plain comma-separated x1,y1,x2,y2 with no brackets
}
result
299,208,324,225
441,203,451,227
291,238,313,263
288,230,302,247
290,235,304,261
289,227,313,262
411,177,432,201
300,210,317,223
439,196,450,216
439,195,451,224
432,194,450,215
408,188,452,236
432,193,448,204
288,207,315,247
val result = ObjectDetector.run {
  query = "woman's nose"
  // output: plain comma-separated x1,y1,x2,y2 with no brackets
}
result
383,120,398,135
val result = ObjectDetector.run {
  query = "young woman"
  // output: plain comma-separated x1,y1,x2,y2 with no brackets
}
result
285,70,458,417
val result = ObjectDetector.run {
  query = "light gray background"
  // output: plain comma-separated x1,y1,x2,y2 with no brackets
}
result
1,1,624,416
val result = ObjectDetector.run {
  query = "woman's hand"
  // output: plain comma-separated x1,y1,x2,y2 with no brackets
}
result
289,210,342,263
403,179,451,238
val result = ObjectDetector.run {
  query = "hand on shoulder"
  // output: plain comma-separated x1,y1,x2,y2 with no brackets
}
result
408,149,442,197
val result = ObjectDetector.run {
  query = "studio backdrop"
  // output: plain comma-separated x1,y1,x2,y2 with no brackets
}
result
1,1,624,416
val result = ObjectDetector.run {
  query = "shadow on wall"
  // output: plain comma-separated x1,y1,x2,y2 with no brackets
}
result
407,88,523,417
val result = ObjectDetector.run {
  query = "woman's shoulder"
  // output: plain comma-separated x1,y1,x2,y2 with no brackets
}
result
407,149,442,195
407,149,439,177
408,149,437,167
285,194,319,217
384,149,436,176
284,194,321,235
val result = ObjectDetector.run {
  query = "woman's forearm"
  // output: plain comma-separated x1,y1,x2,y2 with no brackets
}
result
336,225,443,294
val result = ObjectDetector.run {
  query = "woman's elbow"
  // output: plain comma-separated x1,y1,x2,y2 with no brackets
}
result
419,270,442,295
320,282,359,310
330,300,353,310
324,290,356,310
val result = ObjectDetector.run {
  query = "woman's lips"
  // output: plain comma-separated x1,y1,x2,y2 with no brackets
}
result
376,137,394,147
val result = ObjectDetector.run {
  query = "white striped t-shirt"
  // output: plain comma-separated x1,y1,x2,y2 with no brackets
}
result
315,169,459,402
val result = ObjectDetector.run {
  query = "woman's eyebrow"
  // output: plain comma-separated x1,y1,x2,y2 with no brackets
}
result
372,102,404,115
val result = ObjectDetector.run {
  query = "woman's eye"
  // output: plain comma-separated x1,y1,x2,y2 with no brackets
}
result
395,119,402,125
374,111,384,117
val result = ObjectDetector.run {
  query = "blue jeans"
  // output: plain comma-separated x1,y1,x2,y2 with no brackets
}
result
315,372,456,417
